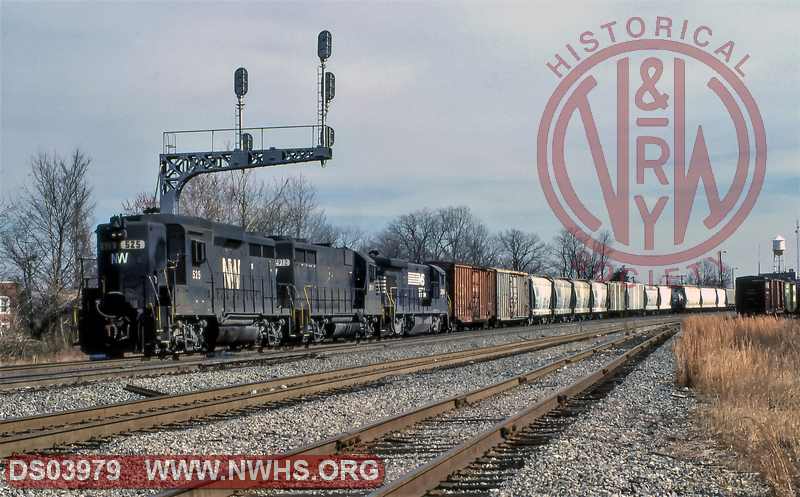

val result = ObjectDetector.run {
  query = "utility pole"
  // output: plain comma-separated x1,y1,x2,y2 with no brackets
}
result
718,250,726,288
795,219,799,277
758,244,761,275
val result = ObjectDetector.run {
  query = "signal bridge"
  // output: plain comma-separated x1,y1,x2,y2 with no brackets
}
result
158,30,335,215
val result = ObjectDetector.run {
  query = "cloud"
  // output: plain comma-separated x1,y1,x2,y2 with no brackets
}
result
1,1,798,273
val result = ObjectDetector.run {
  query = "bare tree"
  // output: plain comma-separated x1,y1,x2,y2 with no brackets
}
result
437,206,480,262
548,229,614,279
463,222,499,267
377,208,441,263
181,174,227,222
121,192,158,215
549,229,583,278
330,225,369,250
0,150,95,336
686,258,732,287
583,230,613,280
497,229,547,273
370,205,498,266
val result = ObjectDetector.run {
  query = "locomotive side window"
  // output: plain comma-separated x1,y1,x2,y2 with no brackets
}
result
249,244,263,258
344,250,353,266
295,249,306,263
263,245,275,258
306,251,317,265
191,240,206,266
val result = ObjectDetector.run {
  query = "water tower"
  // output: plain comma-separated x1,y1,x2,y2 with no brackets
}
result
773,235,786,272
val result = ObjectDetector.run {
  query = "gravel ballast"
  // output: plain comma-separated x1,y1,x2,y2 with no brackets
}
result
0,334,630,497
494,336,771,497
0,318,646,419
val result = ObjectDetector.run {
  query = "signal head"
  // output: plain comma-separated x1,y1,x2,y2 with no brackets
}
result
318,30,332,61
242,133,253,151
234,67,248,97
325,72,335,102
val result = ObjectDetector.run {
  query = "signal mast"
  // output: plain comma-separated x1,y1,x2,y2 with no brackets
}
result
158,31,336,214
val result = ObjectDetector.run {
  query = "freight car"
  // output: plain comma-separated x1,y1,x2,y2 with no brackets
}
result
431,262,495,330
607,282,626,316
672,285,702,312
725,288,736,310
624,283,645,315
735,276,785,315
589,280,608,318
657,285,672,312
784,280,798,314
714,288,727,310
700,287,718,310
552,278,573,321
572,280,591,319
529,276,554,323
494,269,530,325
644,285,659,313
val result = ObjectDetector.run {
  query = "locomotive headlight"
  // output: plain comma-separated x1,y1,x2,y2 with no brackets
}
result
109,215,128,241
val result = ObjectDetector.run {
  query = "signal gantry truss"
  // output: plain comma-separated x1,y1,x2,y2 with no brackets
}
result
158,140,332,214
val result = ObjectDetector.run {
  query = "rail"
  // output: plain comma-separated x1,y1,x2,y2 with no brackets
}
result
159,320,678,496
0,322,656,457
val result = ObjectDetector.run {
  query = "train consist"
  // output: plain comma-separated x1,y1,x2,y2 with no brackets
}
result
79,213,733,357
735,275,799,315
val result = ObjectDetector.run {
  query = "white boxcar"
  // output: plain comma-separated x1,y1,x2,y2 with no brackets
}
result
682,286,702,309
572,280,591,316
607,282,625,313
529,276,553,319
626,283,645,312
552,278,573,317
725,288,735,309
590,281,608,314
700,287,718,308
657,286,672,311
644,285,659,311
496,269,530,322
714,288,726,309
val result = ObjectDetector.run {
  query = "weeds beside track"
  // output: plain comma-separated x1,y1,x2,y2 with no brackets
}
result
674,315,800,497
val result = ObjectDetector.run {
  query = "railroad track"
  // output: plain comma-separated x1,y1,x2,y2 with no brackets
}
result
155,319,677,497
0,315,678,391
371,326,675,497
0,319,671,458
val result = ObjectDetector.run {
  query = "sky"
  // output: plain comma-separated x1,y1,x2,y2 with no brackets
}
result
1,1,798,280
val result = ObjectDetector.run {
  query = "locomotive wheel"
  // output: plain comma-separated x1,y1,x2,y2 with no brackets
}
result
309,321,325,343
430,316,441,334
266,322,283,348
392,316,406,336
362,320,376,339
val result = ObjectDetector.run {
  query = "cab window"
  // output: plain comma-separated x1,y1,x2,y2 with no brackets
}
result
191,240,206,266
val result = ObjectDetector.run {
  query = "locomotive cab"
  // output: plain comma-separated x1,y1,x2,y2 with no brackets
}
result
81,216,169,356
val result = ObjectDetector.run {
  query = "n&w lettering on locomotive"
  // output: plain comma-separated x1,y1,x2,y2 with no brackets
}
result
222,257,241,290
110,253,129,265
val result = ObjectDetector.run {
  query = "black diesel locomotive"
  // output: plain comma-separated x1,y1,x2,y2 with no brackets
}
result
79,213,449,357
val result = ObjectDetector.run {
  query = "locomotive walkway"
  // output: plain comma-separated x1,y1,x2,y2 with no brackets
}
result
0,318,678,458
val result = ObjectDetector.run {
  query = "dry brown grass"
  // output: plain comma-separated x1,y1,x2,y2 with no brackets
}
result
0,333,87,365
675,315,800,496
